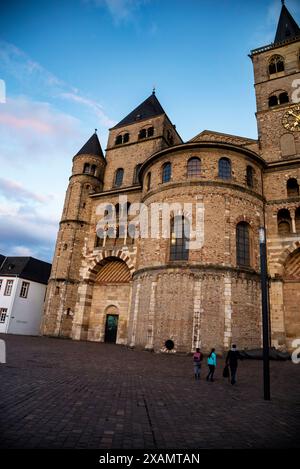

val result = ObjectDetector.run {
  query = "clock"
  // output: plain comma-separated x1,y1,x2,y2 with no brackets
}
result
282,105,300,132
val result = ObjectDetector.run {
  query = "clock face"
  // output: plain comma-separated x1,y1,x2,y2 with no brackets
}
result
282,105,300,132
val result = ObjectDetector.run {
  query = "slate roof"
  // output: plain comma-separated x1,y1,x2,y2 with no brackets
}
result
113,92,166,129
0,257,52,285
274,3,300,44
75,132,105,158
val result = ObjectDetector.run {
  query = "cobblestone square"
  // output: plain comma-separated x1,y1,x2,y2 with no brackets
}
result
0,334,299,449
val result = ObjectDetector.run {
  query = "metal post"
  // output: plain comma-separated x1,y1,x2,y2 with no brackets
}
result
259,227,271,401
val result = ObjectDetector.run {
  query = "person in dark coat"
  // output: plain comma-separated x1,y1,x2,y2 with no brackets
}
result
226,344,243,385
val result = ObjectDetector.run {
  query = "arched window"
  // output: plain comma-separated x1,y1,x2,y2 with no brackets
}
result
287,178,299,197
138,127,154,140
91,164,96,176
218,158,231,179
115,135,123,145
146,172,151,191
277,209,291,235
269,55,284,75
147,126,154,137
83,163,90,174
279,92,289,104
170,215,189,261
187,157,201,178
246,166,254,188
115,133,129,145
162,162,171,183
133,164,142,185
114,168,124,187
268,95,278,107
236,222,250,267
138,128,147,140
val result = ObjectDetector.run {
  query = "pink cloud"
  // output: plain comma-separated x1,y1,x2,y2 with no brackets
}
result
0,113,52,133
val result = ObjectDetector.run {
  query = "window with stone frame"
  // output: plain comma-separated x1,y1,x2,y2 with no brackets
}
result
246,165,254,188
4,280,13,296
133,164,142,185
236,222,250,267
187,157,201,178
138,127,154,140
268,55,284,75
146,172,151,191
218,157,231,179
114,168,124,187
277,209,291,235
83,163,90,174
169,215,189,261
287,178,299,197
162,162,171,183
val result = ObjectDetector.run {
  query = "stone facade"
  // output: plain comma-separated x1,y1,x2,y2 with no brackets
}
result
42,7,300,353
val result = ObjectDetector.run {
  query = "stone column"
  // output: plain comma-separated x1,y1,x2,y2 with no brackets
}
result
145,280,157,350
290,208,296,234
72,281,93,340
191,278,202,352
129,282,141,348
223,275,232,350
269,279,286,348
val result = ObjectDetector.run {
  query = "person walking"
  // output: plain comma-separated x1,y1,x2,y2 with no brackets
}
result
193,347,202,380
226,344,242,385
206,348,217,382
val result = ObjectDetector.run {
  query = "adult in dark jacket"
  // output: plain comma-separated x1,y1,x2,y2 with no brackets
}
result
226,344,243,385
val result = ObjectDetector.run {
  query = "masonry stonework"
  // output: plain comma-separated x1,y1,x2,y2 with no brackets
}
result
42,4,300,353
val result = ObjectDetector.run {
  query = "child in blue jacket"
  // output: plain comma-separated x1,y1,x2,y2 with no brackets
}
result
206,348,217,382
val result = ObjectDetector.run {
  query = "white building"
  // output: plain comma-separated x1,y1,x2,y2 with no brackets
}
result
0,255,51,336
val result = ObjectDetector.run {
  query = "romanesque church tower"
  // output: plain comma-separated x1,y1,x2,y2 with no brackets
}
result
42,133,106,337
250,1,300,349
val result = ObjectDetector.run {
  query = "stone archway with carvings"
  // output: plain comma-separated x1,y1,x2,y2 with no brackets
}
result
72,252,134,343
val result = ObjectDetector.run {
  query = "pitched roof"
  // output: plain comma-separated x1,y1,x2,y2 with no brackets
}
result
0,254,5,268
274,3,300,44
113,92,166,129
189,130,258,146
75,132,104,158
0,257,52,285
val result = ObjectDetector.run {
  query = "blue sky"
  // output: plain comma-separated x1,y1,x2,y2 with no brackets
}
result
0,0,299,262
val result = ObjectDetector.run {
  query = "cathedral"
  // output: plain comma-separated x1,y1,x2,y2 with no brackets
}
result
42,2,300,353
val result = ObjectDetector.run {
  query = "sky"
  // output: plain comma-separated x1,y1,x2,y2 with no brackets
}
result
0,0,299,263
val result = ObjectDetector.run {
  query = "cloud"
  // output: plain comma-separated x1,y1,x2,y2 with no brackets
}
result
85,0,151,24
0,178,51,204
61,92,115,128
0,40,114,128
0,96,84,164
0,203,58,262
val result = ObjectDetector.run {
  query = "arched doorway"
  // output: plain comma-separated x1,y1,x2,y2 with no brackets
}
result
283,248,300,345
88,257,132,344
104,305,119,343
